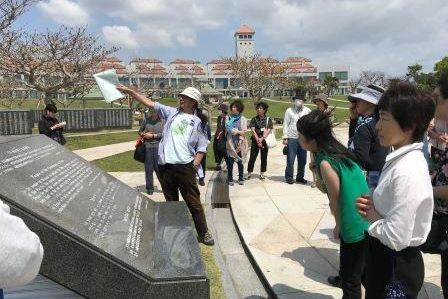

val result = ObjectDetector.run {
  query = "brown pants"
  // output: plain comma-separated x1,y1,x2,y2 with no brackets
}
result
158,163,208,236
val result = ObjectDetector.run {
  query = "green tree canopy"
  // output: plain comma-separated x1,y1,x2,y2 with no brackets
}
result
434,56,448,76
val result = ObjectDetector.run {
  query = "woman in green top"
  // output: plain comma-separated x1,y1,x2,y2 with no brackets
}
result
297,110,369,299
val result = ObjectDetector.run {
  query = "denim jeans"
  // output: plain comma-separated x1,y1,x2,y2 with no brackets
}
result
285,138,307,181
144,145,160,191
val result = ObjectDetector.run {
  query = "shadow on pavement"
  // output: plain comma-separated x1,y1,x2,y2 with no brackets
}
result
267,175,286,182
281,246,339,286
318,228,337,241
272,284,335,299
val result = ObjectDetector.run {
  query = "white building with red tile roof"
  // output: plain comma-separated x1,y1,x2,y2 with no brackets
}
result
95,24,350,95
235,24,255,59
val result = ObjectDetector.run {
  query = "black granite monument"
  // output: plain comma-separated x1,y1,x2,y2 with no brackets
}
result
0,135,209,298
30,108,133,132
0,109,33,135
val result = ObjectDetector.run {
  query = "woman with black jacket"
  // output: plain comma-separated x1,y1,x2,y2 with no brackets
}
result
38,103,66,145
348,85,389,189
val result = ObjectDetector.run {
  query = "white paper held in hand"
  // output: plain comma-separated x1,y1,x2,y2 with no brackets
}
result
93,69,125,103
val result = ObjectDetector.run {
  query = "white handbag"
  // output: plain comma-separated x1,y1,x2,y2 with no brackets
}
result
265,117,277,148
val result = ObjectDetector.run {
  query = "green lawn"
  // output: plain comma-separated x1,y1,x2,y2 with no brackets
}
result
218,97,350,123
92,151,144,171
65,131,139,151
91,145,217,171
199,244,226,299
0,99,118,109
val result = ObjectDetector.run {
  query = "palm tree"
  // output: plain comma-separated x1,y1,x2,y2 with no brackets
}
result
322,76,339,96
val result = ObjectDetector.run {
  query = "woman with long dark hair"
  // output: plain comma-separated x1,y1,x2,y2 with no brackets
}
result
297,110,369,299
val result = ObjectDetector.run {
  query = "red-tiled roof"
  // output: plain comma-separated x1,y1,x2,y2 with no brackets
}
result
287,63,315,69
212,64,231,71
284,57,312,63
130,58,162,63
170,59,200,64
258,57,278,63
287,67,316,74
152,64,166,70
193,70,205,75
96,60,127,72
175,65,189,71
207,59,228,65
235,24,255,35
115,69,128,75
103,57,121,62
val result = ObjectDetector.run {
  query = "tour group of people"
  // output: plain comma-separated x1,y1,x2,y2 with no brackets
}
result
125,76,448,299
3,73,448,298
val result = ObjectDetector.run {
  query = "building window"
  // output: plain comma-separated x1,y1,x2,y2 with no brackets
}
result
319,72,332,81
249,42,251,45
240,42,242,45
248,35,252,39
334,71,348,80
239,35,243,39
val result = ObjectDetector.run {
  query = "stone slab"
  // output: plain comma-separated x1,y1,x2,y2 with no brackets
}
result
0,135,208,299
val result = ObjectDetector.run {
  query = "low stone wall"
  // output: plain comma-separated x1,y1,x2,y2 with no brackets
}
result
1,108,132,135
0,110,34,135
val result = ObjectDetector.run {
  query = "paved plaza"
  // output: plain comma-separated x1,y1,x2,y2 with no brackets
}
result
74,126,444,299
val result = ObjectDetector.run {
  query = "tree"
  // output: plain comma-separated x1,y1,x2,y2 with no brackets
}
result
224,53,288,100
359,70,387,87
0,72,29,108
349,77,362,93
0,0,35,33
407,63,423,82
434,56,448,76
322,76,339,96
405,63,437,92
0,26,117,103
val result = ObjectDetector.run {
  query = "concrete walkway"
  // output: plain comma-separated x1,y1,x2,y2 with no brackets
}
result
227,126,443,299
72,128,444,299
73,141,135,161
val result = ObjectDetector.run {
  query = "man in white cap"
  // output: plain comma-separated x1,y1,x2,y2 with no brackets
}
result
117,85,214,246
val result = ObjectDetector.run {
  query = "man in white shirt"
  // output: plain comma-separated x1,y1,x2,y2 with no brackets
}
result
282,95,311,184
0,200,43,290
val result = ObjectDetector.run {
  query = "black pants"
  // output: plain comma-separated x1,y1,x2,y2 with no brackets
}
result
365,234,424,299
340,237,366,299
158,163,208,236
200,153,207,178
226,153,244,181
442,250,448,298
213,137,226,165
247,139,268,173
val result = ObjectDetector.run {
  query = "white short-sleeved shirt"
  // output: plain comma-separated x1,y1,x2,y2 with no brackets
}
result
368,143,434,251
164,112,195,164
